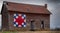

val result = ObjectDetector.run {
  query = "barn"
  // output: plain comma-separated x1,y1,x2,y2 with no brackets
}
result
1,1,51,31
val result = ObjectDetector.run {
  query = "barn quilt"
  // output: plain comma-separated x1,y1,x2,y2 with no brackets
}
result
13,13,26,27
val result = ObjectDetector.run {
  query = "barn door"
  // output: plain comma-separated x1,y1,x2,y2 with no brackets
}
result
41,21,44,29
30,19,35,31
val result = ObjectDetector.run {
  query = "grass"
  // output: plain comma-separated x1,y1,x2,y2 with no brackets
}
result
2,31,18,33
2,31,16,33
1,31,60,33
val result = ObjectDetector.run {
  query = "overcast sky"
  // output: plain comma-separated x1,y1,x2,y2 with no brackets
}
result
0,0,60,29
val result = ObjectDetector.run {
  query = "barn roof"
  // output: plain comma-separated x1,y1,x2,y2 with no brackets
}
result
3,1,51,14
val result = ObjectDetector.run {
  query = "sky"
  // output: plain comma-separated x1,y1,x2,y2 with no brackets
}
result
0,0,60,29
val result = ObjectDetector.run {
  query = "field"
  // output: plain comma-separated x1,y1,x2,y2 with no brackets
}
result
0,31,60,33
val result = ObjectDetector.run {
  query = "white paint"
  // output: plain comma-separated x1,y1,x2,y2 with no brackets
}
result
18,25,21,27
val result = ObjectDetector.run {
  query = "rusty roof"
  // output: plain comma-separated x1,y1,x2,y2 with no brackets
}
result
4,1,51,14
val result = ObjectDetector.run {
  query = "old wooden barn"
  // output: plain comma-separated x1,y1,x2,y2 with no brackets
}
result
1,1,51,31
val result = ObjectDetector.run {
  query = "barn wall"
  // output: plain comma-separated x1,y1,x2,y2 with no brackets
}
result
26,14,50,30
2,4,9,30
8,12,50,31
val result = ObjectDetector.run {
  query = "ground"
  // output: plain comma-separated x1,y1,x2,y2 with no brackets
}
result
0,31,60,33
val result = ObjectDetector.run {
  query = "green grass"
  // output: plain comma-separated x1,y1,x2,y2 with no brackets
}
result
1,31,60,33
2,31,18,33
